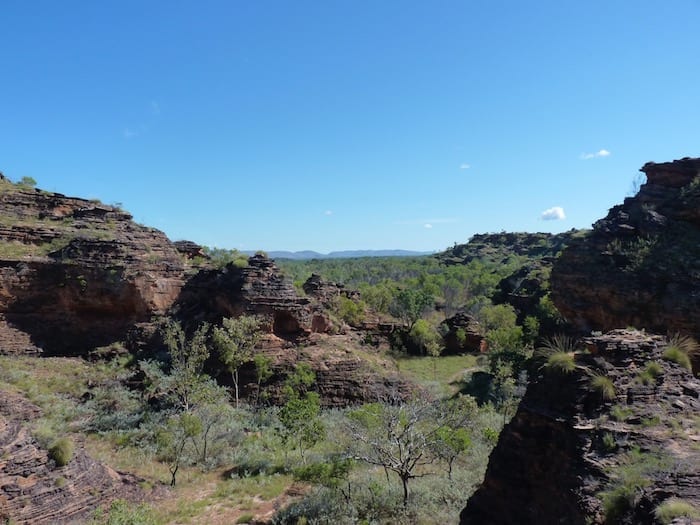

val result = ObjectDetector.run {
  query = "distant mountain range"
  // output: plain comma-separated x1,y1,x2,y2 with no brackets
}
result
244,249,435,260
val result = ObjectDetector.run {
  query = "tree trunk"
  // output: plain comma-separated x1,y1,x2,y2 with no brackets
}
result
401,473,410,507
233,370,239,409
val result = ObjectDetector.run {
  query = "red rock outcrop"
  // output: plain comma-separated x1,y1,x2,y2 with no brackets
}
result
0,390,145,524
551,158,700,341
440,311,484,354
0,182,188,355
171,254,314,338
460,330,700,524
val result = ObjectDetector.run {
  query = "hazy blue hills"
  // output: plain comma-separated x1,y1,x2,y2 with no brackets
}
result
246,249,435,260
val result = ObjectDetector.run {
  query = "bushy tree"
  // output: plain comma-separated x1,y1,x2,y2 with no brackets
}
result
212,315,263,407
390,288,434,329
277,364,325,463
345,394,476,506
160,320,210,411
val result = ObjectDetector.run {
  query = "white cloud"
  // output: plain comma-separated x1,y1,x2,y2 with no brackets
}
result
459,163,471,169
123,128,138,139
580,149,611,160
324,210,333,216
424,223,433,229
541,206,566,221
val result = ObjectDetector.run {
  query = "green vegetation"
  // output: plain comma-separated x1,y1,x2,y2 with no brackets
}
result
654,498,700,524
545,352,576,374
48,437,74,467
202,246,250,268
600,447,671,524
212,315,263,408
590,373,616,402
91,498,156,525
636,361,663,385
663,346,692,371
662,334,697,371
610,404,634,422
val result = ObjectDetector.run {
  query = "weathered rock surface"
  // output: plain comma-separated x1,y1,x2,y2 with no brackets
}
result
172,254,314,338
438,231,581,266
302,273,360,306
551,157,700,341
461,330,700,524
440,311,484,354
0,389,144,524
239,332,413,408
0,182,188,355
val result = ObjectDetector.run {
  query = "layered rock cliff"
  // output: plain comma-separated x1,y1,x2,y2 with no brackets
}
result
0,178,187,355
460,330,700,524
551,158,700,340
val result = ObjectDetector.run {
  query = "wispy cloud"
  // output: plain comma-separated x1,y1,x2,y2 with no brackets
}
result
459,163,471,170
123,128,138,139
324,210,333,216
151,100,161,115
541,206,566,221
580,149,611,160
424,223,433,229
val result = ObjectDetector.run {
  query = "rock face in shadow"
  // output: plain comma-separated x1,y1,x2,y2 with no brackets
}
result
0,390,145,524
460,330,700,525
551,158,700,340
171,254,314,339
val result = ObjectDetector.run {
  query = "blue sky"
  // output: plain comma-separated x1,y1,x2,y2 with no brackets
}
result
2,1,700,253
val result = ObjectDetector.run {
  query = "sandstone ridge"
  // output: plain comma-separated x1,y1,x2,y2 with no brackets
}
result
551,157,700,341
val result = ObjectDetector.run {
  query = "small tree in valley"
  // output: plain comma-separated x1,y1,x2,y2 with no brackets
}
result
212,315,263,408
277,363,325,463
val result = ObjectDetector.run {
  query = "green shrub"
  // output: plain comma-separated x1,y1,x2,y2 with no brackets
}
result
545,352,576,374
48,437,74,467
91,498,156,525
644,361,663,377
590,374,616,402
663,346,692,371
537,334,578,355
334,296,367,326
600,447,670,524
654,498,700,524
636,361,663,385
601,432,616,453
236,514,255,524
667,333,699,357
610,405,634,422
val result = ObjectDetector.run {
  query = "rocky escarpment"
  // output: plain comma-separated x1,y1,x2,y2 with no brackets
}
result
0,390,145,524
0,179,188,355
438,231,581,266
461,330,700,524
551,158,700,341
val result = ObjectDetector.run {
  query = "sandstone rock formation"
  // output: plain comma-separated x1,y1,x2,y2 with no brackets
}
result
460,330,700,524
438,231,580,266
440,311,484,354
0,390,145,524
172,254,314,338
0,180,188,355
551,158,700,341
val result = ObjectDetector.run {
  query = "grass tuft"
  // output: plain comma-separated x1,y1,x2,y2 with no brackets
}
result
545,352,576,374
590,373,616,401
654,498,700,525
